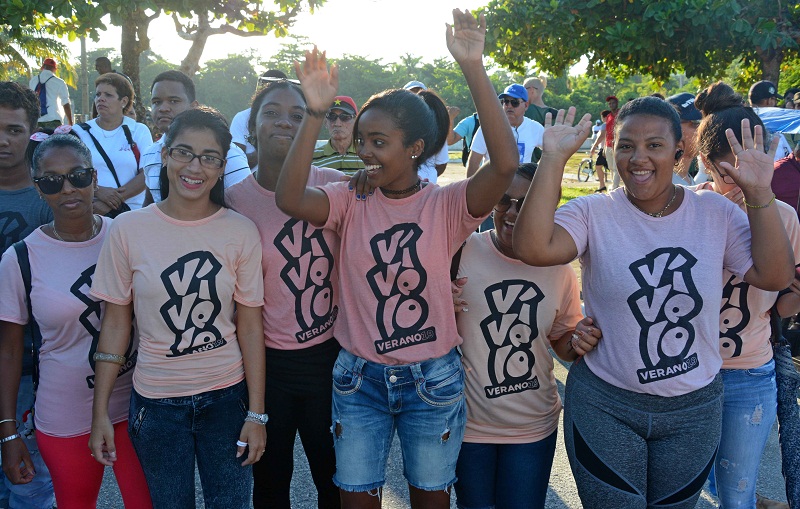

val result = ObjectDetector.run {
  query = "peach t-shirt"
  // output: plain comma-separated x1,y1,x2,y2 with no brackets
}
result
91,205,264,398
456,231,583,443
227,169,343,350
0,218,134,437
322,179,486,365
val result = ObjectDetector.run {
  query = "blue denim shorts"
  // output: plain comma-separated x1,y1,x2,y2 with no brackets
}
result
331,348,466,492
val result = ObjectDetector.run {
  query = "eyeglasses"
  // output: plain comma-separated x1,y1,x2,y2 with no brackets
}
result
494,194,525,213
257,76,300,85
709,161,735,185
33,168,94,195
325,112,355,122
167,147,225,169
500,98,522,108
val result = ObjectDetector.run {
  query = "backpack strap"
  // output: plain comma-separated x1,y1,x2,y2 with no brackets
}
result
78,122,122,187
13,240,42,393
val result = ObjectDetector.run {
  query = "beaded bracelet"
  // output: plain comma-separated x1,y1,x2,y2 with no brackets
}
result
305,107,327,119
93,352,126,365
0,434,20,444
744,193,776,209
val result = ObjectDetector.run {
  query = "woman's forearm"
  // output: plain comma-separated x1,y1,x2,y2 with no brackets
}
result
91,303,134,419
236,305,266,414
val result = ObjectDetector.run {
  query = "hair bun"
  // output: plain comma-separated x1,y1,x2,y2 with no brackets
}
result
695,82,744,116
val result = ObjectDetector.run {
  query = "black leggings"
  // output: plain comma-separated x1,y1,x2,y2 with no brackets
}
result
252,340,341,509
564,360,722,509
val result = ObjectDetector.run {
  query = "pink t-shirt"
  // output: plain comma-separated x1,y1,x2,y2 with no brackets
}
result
0,218,133,437
91,205,264,398
554,188,753,396
456,232,583,443
702,187,800,369
227,170,343,350
321,179,486,364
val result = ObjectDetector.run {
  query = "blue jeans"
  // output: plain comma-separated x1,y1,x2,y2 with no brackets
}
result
128,381,252,509
331,348,466,492
709,360,777,508
454,431,558,509
774,342,800,507
0,375,54,509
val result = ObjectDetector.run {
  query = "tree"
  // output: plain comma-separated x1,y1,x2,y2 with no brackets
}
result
0,26,75,84
481,0,800,87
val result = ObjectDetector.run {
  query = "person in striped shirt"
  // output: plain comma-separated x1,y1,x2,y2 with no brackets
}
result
312,96,365,176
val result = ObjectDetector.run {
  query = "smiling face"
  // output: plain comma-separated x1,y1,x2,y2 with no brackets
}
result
35,146,95,221
493,174,532,259
161,128,225,206
356,108,422,191
151,80,196,134
615,113,683,204
94,83,127,121
254,87,305,161
0,106,32,175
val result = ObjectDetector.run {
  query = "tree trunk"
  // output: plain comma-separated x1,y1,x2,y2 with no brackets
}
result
757,46,783,87
179,29,210,77
120,8,153,123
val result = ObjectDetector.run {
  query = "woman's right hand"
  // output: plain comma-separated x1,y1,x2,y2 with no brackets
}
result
95,185,123,210
541,108,593,162
294,47,339,116
88,415,117,467
1,439,35,484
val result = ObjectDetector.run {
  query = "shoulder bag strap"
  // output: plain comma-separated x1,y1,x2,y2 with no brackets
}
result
13,240,42,393
121,124,140,168
78,122,122,188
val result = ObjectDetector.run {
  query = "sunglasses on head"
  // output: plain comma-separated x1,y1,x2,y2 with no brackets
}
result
33,168,94,195
500,98,522,108
325,112,355,122
494,194,524,213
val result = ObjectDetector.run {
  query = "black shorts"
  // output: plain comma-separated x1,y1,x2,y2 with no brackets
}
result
595,149,607,167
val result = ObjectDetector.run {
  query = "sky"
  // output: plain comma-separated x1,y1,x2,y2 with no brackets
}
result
68,0,493,69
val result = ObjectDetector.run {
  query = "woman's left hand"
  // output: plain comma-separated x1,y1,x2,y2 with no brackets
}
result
236,421,266,466
570,316,602,356
294,47,338,116
445,9,486,65
720,119,779,200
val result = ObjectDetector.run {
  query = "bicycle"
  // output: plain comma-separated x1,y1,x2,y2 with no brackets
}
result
576,156,610,183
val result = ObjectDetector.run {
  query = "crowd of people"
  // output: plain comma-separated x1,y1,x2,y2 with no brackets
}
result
1,7,800,509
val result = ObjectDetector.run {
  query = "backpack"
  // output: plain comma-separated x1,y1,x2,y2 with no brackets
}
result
34,75,53,117
461,113,480,166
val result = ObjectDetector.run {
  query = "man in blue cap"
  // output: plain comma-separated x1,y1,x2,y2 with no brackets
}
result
465,83,544,179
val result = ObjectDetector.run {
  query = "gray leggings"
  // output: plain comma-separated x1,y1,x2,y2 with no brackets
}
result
564,360,723,509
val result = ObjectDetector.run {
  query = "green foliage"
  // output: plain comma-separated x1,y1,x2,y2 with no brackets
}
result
194,54,258,122
0,26,76,85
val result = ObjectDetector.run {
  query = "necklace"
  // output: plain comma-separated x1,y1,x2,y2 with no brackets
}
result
625,185,678,218
51,215,100,242
381,179,421,196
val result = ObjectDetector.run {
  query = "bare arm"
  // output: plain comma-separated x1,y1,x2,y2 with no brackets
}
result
435,162,448,176
274,48,338,227
0,321,34,484
465,149,484,178
235,304,266,466
119,172,145,202
89,302,133,467
776,282,800,317
64,103,73,125
446,106,462,146
514,110,593,266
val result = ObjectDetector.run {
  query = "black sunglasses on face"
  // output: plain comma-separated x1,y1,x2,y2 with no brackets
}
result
500,98,522,108
495,194,524,213
326,112,355,122
34,168,94,195
167,147,225,170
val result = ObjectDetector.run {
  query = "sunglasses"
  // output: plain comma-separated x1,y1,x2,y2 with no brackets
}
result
500,98,522,108
325,112,355,122
33,168,94,195
168,147,225,170
494,194,525,213
257,76,301,85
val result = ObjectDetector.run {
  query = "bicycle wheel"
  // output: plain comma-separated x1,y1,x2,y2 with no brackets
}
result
577,159,592,182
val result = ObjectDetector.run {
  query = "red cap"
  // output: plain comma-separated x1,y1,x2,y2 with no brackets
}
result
605,95,618,102
330,96,358,115
42,58,57,70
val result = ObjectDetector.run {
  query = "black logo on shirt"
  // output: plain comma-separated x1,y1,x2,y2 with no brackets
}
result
480,280,543,398
720,274,750,359
274,218,338,343
628,248,702,384
367,224,436,354
159,251,224,357
70,265,136,388
0,212,27,251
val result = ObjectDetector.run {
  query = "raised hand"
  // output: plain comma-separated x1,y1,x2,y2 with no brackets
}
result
719,119,779,200
541,108,593,161
446,9,486,65
293,47,339,116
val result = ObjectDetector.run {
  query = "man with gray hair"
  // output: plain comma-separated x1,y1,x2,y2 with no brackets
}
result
523,76,557,126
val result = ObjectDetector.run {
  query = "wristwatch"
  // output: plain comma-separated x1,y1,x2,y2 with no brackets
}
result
245,411,269,425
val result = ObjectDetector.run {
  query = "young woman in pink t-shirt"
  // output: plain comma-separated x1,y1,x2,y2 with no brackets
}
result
693,82,800,508
0,134,151,508
274,10,519,509
89,108,266,508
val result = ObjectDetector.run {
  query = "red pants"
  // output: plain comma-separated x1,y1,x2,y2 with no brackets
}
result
37,421,152,509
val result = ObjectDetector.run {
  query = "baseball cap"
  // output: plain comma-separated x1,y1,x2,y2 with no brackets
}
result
667,92,702,122
605,95,618,102
498,84,528,102
749,81,781,103
403,80,427,91
329,96,357,115
42,58,57,70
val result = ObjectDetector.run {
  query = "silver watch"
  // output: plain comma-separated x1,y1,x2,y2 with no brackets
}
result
245,411,269,425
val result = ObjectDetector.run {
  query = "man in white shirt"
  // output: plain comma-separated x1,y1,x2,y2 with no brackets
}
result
28,58,72,128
